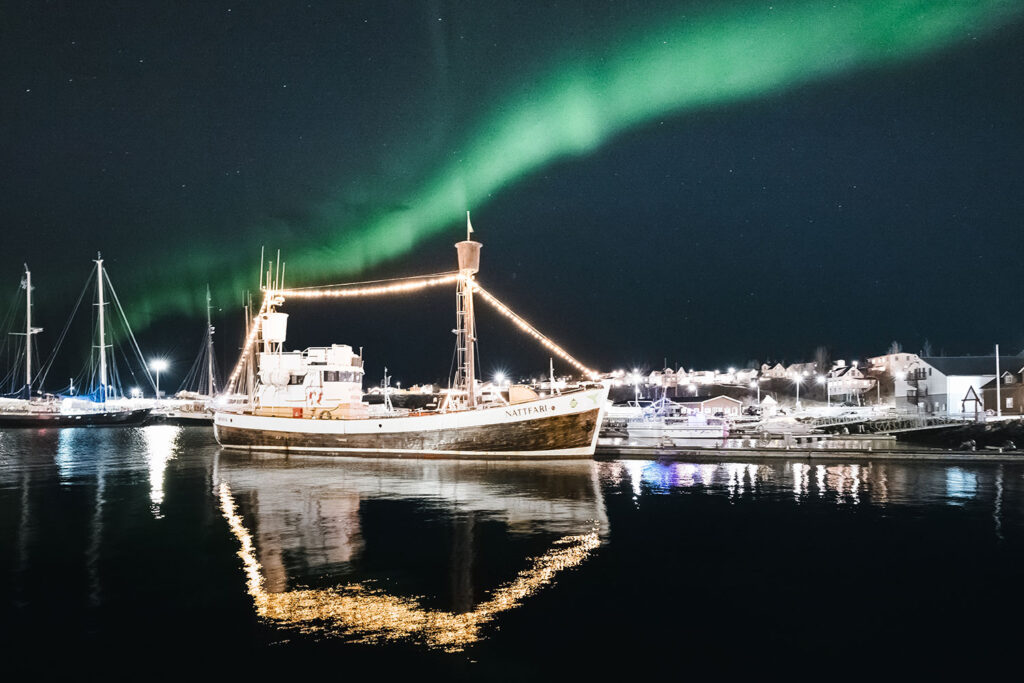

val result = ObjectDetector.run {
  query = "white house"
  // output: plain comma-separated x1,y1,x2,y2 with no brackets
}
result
826,361,876,404
867,352,921,376
895,355,1020,416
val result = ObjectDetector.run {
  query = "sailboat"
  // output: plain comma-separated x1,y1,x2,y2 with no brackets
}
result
0,265,42,406
214,222,609,458
152,286,217,425
0,257,151,427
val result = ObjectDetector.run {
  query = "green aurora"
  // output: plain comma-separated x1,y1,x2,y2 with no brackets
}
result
134,0,1023,323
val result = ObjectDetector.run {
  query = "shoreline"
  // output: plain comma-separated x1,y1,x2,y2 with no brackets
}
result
594,445,1024,463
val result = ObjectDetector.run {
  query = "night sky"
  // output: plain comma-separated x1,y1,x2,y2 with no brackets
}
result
2,1,1023,390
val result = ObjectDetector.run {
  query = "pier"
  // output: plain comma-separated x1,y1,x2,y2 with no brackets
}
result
594,443,1024,463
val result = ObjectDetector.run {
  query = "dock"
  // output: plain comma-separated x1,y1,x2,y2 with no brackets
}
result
594,443,1024,463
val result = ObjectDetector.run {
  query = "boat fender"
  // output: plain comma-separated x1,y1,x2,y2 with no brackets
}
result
318,410,332,420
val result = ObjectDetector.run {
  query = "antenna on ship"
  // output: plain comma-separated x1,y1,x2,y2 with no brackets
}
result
455,212,482,408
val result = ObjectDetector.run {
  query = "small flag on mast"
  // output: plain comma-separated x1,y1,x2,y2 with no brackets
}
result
466,210,474,240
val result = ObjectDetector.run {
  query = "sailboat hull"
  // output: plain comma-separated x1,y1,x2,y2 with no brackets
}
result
215,386,608,458
0,407,152,428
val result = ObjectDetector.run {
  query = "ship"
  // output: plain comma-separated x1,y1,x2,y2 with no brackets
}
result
625,397,729,446
214,222,609,458
0,258,151,428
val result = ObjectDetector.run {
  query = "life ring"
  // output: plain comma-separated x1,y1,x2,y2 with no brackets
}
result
306,388,323,405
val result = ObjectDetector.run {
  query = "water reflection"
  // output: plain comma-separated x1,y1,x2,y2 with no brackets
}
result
141,425,181,517
3,428,1023,657
946,467,978,505
215,455,607,651
603,458,1023,514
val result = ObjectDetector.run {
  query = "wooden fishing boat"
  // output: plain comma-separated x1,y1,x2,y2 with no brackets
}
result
214,220,608,458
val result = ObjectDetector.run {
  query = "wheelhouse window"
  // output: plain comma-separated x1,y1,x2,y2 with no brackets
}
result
322,370,360,382
288,374,305,385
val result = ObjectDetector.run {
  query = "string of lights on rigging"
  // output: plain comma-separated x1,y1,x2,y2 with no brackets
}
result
223,271,598,394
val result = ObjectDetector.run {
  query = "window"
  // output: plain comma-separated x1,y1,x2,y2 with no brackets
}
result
1005,375,1014,385
288,374,305,385
1008,397,1015,409
323,370,359,383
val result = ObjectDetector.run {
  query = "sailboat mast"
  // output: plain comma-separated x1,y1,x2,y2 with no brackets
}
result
24,266,32,390
95,255,107,398
206,285,215,396
455,213,482,407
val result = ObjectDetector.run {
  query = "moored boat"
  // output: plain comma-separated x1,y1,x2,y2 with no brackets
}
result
0,258,151,428
626,397,729,445
215,221,609,458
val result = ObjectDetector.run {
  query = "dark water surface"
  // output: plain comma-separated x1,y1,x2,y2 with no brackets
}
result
2,425,1022,675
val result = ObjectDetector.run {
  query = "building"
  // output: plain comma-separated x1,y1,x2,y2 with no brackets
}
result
980,364,1024,416
675,395,743,416
896,355,1022,416
867,352,921,376
647,368,679,389
761,363,788,379
786,362,818,378
826,361,876,404
734,368,759,384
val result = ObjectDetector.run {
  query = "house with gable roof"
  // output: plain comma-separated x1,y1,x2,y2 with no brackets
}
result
896,355,1022,416
981,363,1024,416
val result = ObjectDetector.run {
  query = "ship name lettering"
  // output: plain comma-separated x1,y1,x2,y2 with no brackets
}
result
505,404,550,417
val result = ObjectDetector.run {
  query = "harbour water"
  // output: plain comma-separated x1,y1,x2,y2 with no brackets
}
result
2,425,1023,675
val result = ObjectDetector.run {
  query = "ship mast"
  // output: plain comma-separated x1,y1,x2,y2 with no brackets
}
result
95,254,107,401
455,213,482,407
22,265,42,393
206,284,215,397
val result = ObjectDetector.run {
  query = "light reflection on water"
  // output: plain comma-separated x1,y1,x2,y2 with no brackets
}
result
215,454,607,650
2,427,1024,658
601,458,1018,512
141,425,181,517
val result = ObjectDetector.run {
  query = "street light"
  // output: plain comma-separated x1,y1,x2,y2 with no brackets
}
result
749,380,760,405
794,374,803,410
817,374,829,408
150,359,168,402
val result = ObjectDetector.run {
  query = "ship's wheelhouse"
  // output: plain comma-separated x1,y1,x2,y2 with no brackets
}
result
256,344,365,409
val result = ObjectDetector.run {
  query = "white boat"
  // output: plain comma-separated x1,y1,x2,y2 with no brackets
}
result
626,397,729,446
214,222,609,458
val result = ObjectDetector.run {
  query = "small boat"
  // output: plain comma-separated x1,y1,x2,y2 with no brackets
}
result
626,397,729,446
0,258,151,428
215,221,609,458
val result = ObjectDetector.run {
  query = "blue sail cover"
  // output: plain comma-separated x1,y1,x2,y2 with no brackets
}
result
59,385,108,403
2,384,30,400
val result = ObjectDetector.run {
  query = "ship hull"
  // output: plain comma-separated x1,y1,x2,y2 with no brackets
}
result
0,408,152,428
214,386,608,458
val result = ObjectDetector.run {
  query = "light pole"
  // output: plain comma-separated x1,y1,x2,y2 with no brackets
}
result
794,374,803,411
150,359,168,404
750,380,760,405
817,374,829,408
